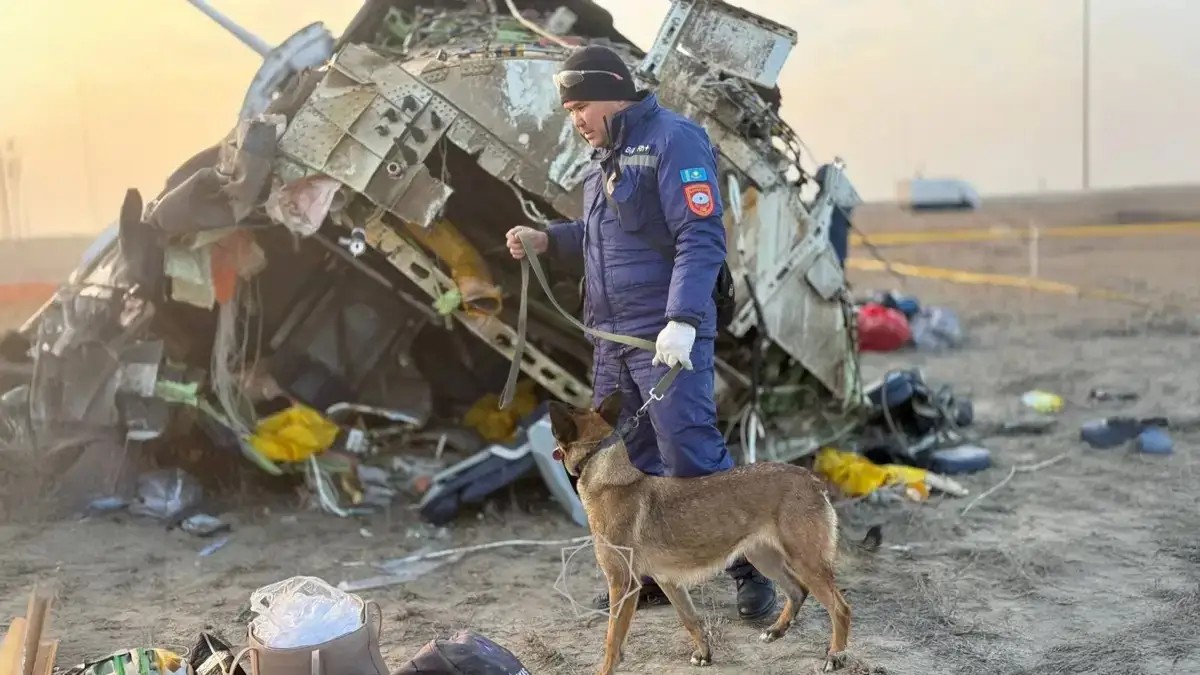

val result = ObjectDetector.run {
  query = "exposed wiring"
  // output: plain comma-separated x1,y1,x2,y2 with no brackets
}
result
503,0,574,49
847,221,908,286
507,180,551,226
743,274,769,463
376,534,593,568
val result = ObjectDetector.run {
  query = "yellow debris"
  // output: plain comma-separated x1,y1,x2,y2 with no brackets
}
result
1021,390,1064,414
815,447,930,500
248,404,341,463
464,379,538,443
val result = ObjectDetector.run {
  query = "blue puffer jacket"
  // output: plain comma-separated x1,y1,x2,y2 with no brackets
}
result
546,93,726,343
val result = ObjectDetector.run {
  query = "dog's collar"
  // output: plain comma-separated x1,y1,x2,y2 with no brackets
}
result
568,432,623,476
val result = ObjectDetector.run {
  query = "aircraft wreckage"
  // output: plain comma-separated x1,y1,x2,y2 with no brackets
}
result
4,0,864,526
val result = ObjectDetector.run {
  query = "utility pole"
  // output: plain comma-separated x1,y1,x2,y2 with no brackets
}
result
0,141,9,240
1082,0,1091,191
0,139,21,240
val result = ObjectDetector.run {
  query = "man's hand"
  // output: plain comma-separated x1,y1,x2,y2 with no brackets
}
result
505,226,548,260
653,320,696,370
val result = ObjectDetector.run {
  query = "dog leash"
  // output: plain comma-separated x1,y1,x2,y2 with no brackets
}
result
498,230,682,410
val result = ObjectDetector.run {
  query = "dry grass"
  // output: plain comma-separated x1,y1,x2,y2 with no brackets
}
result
1027,534,1200,674
519,631,585,674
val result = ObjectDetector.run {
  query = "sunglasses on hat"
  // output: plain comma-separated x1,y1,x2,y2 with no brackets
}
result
553,69,625,89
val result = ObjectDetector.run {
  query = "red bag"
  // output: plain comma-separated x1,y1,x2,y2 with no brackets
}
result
857,303,911,352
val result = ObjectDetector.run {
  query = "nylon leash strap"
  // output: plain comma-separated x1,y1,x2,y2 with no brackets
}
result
499,231,682,409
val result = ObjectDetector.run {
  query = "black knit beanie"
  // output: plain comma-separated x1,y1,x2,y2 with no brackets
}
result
557,46,638,104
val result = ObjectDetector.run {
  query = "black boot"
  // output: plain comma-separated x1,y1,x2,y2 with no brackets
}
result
727,559,776,620
592,578,671,611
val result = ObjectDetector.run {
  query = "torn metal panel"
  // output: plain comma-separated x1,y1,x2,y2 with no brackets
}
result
753,267,854,405
636,0,696,85
164,245,216,308
389,165,454,228
477,142,520,181
445,116,489,154
275,43,459,215
707,125,782,193
648,55,785,193
116,341,164,398
674,0,797,89
365,220,592,409
805,248,845,302
728,180,855,400
758,189,800,279
412,54,592,196
732,198,826,334
639,0,796,91
28,287,158,438
278,100,367,186
336,45,460,137
362,160,435,218
815,162,863,213
273,157,312,186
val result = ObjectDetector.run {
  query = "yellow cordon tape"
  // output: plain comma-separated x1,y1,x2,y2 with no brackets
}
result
845,258,1154,307
850,220,1200,247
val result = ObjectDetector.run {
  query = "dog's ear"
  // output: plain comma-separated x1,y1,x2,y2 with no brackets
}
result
548,401,578,445
596,390,622,429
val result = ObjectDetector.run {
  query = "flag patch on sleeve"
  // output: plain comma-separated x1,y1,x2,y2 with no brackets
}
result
679,167,708,183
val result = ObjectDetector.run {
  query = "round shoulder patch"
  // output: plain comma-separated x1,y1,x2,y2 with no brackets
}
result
683,183,715,217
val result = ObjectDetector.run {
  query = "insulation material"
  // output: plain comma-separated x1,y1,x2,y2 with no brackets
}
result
402,218,501,316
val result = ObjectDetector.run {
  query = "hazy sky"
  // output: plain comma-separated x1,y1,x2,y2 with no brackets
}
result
1,0,1197,236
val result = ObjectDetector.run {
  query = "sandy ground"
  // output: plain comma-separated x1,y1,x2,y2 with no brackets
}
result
2,224,1199,675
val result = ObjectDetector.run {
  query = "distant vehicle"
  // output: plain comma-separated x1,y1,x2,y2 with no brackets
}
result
898,177,981,210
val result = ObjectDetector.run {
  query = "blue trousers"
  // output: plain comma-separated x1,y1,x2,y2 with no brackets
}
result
591,337,733,477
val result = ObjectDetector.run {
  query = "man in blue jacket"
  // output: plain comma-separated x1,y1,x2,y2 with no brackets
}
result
505,45,776,620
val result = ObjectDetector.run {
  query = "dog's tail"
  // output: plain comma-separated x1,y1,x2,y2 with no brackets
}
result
857,524,883,553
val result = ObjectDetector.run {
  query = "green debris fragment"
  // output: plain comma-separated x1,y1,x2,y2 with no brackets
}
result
381,6,416,46
434,288,463,316
154,380,200,406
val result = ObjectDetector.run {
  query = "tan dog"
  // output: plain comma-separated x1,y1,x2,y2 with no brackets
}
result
550,391,878,674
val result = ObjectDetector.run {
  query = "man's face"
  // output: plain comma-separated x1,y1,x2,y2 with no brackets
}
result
563,99,629,148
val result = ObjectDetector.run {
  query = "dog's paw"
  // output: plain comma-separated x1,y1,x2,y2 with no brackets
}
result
690,650,711,667
760,628,785,643
822,652,847,672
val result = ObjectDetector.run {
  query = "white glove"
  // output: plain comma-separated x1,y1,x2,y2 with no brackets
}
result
653,320,696,370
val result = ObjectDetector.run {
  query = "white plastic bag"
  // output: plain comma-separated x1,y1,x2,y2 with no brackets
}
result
129,469,202,520
249,576,364,648
910,306,964,351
